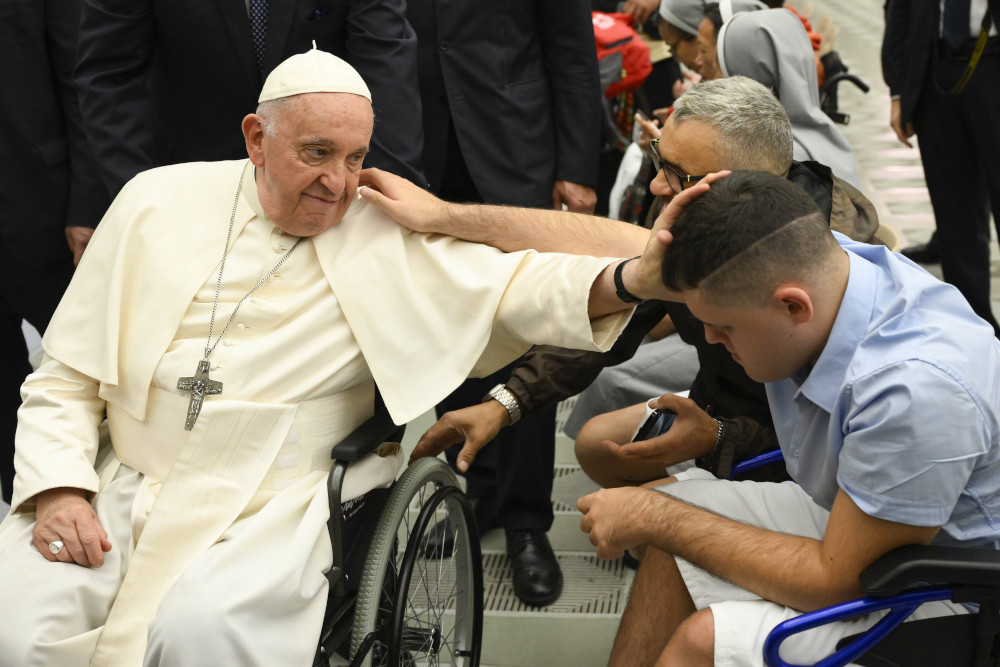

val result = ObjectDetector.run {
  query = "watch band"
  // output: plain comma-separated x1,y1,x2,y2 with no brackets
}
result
485,384,522,424
614,256,646,304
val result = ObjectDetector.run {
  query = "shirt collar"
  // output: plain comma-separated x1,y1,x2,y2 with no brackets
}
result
795,246,877,411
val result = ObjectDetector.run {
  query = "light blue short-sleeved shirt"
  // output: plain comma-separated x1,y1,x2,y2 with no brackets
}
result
767,233,1000,548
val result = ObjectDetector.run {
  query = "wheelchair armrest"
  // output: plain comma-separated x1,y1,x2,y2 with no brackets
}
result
329,409,406,462
860,544,1000,596
763,587,955,667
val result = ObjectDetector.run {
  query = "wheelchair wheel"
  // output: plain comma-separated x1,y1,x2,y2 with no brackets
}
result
350,457,482,667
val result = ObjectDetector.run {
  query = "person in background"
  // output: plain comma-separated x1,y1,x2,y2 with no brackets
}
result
0,0,108,505
405,0,603,608
883,0,1000,334
75,0,426,198
716,8,861,187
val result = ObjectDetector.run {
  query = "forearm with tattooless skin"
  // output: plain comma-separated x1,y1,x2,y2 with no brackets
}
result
444,203,648,257
635,489,939,612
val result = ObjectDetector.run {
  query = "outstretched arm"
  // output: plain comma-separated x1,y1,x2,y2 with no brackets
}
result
360,169,732,312
359,167,648,257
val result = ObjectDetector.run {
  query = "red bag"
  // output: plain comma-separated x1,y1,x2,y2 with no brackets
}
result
592,11,652,99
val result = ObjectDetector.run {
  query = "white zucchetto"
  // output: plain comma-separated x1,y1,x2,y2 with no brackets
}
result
258,43,371,103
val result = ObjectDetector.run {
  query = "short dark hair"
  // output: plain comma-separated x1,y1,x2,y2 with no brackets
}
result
661,171,840,304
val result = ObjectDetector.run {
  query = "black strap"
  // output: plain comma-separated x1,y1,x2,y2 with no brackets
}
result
614,256,646,304
939,2,995,94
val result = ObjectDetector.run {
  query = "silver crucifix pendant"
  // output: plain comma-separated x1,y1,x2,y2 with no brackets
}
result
177,359,223,431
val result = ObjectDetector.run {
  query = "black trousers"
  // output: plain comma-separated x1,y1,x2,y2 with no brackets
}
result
433,119,557,532
914,46,1000,335
0,254,74,503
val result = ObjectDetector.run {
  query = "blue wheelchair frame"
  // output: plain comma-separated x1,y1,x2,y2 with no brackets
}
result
726,449,1000,667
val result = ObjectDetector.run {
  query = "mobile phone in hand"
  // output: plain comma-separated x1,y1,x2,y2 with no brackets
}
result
632,408,676,442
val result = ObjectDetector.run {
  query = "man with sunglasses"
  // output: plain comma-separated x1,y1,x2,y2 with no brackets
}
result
359,75,878,495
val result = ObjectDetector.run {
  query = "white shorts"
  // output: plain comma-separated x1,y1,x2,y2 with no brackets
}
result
657,469,967,667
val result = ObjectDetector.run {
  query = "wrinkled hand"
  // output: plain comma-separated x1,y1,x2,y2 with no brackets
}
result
604,393,718,469
358,168,454,234
889,98,915,148
552,181,597,214
622,0,659,25
408,400,511,472
578,486,666,560
65,226,95,266
623,170,731,301
33,487,111,568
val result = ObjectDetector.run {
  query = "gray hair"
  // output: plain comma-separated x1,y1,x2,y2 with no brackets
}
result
671,76,794,175
256,97,291,137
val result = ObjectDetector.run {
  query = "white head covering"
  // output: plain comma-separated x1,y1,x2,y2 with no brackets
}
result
717,0,768,23
658,0,706,36
258,43,371,103
717,9,861,187
658,0,767,36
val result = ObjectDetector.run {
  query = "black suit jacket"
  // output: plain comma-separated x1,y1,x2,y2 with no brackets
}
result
881,0,938,127
0,0,107,267
882,0,1000,126
407,0,601,207
75,0,425,197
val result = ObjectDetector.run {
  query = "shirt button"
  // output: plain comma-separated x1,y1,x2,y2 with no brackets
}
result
273,244,287,253
236,323,246,330
439,40,450,51
223,339,234,347
792,449,800,458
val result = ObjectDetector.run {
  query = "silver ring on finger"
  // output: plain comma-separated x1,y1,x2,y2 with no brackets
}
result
48,540,65,555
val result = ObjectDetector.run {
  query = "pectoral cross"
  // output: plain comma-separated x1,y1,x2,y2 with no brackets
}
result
177,359,223,431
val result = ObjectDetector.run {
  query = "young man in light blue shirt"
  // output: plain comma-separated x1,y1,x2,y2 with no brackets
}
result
579,170,1000,666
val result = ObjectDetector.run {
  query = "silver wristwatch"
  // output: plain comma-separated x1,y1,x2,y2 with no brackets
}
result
485,384,522,424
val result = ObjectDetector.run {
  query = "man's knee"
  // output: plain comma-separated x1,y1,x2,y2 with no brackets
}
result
660,608,715,666
576,403,658,488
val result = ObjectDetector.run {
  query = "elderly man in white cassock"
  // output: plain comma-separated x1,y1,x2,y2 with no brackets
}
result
0,49,664,666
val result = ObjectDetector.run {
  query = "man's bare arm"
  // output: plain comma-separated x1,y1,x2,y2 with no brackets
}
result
579,487,939,612
359,167,647,257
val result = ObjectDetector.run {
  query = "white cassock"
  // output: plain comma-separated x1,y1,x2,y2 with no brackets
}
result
0,160,631,667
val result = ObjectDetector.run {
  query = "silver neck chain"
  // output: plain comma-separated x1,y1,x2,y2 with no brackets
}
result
203,162,303,360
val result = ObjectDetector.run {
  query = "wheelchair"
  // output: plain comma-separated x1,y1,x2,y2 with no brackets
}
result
312,406,483,667
728,451,1000,667
819,50,870,126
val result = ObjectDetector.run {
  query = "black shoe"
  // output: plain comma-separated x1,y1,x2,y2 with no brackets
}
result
422,499,499,558
900,238,941,264
506,528,563,607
